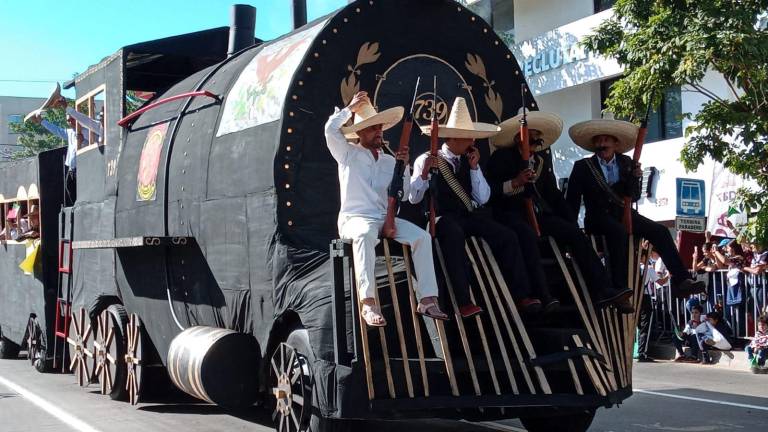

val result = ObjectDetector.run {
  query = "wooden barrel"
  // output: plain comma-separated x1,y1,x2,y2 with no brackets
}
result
167,326,259,407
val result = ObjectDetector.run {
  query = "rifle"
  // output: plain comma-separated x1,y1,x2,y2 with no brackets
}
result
428,76,439,237
381,77,421,238
622,92,655,233
519,84,541,236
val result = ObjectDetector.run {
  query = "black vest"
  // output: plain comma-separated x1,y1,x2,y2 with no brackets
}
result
431,155,474,217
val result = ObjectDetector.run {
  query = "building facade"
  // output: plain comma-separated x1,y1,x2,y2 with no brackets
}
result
468,0,743,237
0,96,45,160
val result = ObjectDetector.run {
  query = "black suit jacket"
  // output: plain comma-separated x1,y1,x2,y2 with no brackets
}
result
486,147,574,221
565,154,641,222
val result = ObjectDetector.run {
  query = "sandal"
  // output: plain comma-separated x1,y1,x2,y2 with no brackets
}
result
416,299,449,321
361,303,387,327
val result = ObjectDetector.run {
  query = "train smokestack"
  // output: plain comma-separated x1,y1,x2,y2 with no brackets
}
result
228,4,256,57
292,0,307,29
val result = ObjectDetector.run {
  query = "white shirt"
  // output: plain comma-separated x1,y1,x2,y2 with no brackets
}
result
641,262,659,295
409,144,491,205
325,107,410,225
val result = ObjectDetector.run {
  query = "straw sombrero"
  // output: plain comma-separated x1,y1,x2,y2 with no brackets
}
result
568,113,639,154
24,83,62,122
491,108,563,150
341,100,404,140
421,97,500,139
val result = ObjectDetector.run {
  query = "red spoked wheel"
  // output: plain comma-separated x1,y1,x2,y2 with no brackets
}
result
93,305,129,400
125,313,143,406
270,342,311,432
67,308,94,386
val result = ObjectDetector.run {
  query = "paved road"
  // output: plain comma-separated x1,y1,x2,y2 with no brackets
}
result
1,357,766,431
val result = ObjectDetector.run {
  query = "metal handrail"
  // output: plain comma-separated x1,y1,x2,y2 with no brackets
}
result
117,90,220,128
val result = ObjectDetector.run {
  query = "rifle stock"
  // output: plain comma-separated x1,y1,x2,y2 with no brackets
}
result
622,93,654,233
382,77,420,239
428,77,439,237
519,84,541,236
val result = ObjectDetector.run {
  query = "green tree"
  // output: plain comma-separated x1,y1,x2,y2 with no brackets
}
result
582,0,768,245
7,106,68,160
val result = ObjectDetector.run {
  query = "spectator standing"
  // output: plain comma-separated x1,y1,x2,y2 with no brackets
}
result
637,249,659,362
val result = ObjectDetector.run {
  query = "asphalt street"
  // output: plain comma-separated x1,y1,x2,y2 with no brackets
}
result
1,357,766,432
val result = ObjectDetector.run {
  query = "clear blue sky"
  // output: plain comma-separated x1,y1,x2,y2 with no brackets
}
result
0,0,347,98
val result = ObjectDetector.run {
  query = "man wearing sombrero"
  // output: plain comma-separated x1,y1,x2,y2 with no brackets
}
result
325,91,447,327
566,115,705,299
486,110,634,313
410,97,544,317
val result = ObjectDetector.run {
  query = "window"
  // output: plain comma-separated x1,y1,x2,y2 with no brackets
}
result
600,77,683,144
465,0,515,41
594,0,617,13
75,85,106,149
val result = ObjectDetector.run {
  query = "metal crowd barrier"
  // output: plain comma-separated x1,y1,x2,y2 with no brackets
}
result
653,270,767,340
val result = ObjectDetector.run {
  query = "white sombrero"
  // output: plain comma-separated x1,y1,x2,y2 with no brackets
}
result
421,97,500,139
491,108,563,150
341,100,404,139
24,83,62,122
568,113,639,154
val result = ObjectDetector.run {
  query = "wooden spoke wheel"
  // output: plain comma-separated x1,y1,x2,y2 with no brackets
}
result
270,342,311,432
94,305,129,400
26,317,47,372
67,307,94,386
125,313,144,406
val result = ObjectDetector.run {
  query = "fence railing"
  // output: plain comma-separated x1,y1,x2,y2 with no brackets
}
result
654,270,767,341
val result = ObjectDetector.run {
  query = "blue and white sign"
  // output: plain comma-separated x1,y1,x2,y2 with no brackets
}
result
676,178,706,217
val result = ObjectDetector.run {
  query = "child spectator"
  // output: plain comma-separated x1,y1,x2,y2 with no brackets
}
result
747,315,768,373
673,304,704,363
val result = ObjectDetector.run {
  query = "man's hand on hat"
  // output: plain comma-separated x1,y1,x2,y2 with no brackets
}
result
27,109,43,124
348,91,369,114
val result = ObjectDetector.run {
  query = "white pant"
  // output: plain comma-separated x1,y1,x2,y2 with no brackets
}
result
339,215,439,301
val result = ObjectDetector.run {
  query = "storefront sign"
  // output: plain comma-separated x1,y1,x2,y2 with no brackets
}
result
511,10,623,95
675,216,707,233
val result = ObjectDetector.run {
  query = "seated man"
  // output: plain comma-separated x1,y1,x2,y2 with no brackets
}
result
325,91,447,327
673,304,705,363
486,109,632,313
566,116,705,299
410,97,544,317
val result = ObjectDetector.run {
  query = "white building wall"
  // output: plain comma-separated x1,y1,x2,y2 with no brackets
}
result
514,0,594,40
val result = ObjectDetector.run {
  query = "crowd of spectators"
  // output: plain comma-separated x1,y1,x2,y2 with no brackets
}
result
657,230,767,372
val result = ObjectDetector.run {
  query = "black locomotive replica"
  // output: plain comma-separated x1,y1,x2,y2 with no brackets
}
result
0,1,649,431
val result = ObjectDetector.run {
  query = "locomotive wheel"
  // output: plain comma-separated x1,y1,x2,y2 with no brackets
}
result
67,307,95,386
93,305,129,400
270,342,310,432
269,329,348,432
26,317,48,373
520,409,596,432
125,313,144,406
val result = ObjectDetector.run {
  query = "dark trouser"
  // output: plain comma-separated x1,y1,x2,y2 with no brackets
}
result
493,211,551,301
586,210,688,291
538,212,616,298
436,212,531,306
672,333,700,358
637,294,653,356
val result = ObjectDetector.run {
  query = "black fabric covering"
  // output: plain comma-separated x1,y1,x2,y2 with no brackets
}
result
0,148,65,348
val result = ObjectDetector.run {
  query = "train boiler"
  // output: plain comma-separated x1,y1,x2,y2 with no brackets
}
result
0,1,649,431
